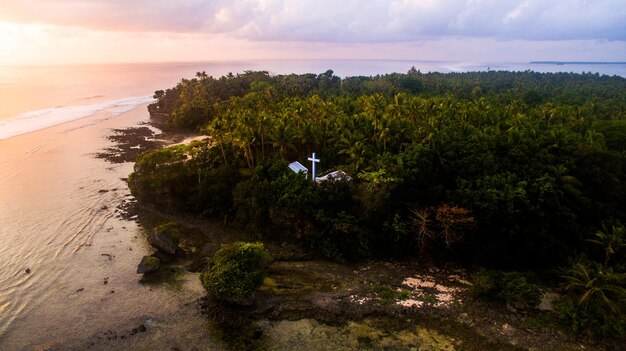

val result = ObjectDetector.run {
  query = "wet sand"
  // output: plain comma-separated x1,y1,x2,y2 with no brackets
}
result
0,106,215,350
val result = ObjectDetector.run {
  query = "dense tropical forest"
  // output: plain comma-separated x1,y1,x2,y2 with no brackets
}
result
130,69,626,339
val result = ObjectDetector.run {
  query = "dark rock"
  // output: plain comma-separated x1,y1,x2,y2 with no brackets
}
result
153,250,174,264
185,257,208,272
137,256,160,274
231,293,256,307
138,324,146,332
312,293,342,315
201,297,258,327
25,268,31,274
148,229,178,254
77,288,84,292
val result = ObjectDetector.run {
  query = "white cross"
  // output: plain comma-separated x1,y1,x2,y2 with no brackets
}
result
308,152,320,182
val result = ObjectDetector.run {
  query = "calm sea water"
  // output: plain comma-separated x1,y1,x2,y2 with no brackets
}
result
0,59,624,349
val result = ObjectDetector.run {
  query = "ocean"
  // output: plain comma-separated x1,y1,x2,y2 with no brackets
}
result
0,59,625,350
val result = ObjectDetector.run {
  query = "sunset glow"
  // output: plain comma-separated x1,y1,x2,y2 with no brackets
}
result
0,21,50,63
0,1,624,65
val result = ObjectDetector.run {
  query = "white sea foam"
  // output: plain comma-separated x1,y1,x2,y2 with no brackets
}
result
0,96,154,140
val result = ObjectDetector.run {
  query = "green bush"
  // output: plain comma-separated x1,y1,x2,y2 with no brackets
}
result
371,284,412,305
556,295,626,340
471,270,542,309
201,242,271,303
471,269,499,296
128,144,200,211
154,222,181,245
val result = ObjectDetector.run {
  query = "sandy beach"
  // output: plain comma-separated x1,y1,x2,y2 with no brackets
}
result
0,105,215,350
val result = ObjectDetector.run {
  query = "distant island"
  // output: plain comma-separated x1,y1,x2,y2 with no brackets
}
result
530,61,626,65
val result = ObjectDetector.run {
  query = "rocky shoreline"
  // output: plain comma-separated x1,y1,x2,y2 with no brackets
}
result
198,258,594,351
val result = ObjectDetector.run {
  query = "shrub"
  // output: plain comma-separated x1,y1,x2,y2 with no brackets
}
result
128,144,200,211
200,242,271,304
371,284,412,305
410,203,475,252
471,269,499,296
154,222,182,244
556,295,626,340
471,270,542,309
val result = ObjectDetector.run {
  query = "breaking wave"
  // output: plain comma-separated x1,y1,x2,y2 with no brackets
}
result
0,96,154,140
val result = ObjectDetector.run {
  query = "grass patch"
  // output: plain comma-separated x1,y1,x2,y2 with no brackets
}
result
371,284,412,305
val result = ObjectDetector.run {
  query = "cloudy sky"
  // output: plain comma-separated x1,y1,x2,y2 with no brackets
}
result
0,0,625,64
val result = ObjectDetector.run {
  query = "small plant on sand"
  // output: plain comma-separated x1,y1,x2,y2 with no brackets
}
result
471,270,542,310
201,242,271,304
371,284,412,305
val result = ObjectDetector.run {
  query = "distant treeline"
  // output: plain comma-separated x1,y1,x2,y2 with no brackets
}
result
530,61,626,65
133,69,626,269
149,68,626,131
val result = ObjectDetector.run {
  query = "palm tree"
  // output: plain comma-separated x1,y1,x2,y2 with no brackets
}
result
587,221,626,269
338,140,368,172
562,261,626,313
269,111,298,158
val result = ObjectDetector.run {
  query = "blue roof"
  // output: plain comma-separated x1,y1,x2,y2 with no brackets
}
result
288,161,308,174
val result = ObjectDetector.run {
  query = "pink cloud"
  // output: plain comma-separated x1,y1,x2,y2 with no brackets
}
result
0,0,624,41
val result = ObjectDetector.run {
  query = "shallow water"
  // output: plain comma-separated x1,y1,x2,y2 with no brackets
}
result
0,106,219,350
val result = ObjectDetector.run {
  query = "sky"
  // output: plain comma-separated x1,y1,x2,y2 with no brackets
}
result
0,0,625,65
